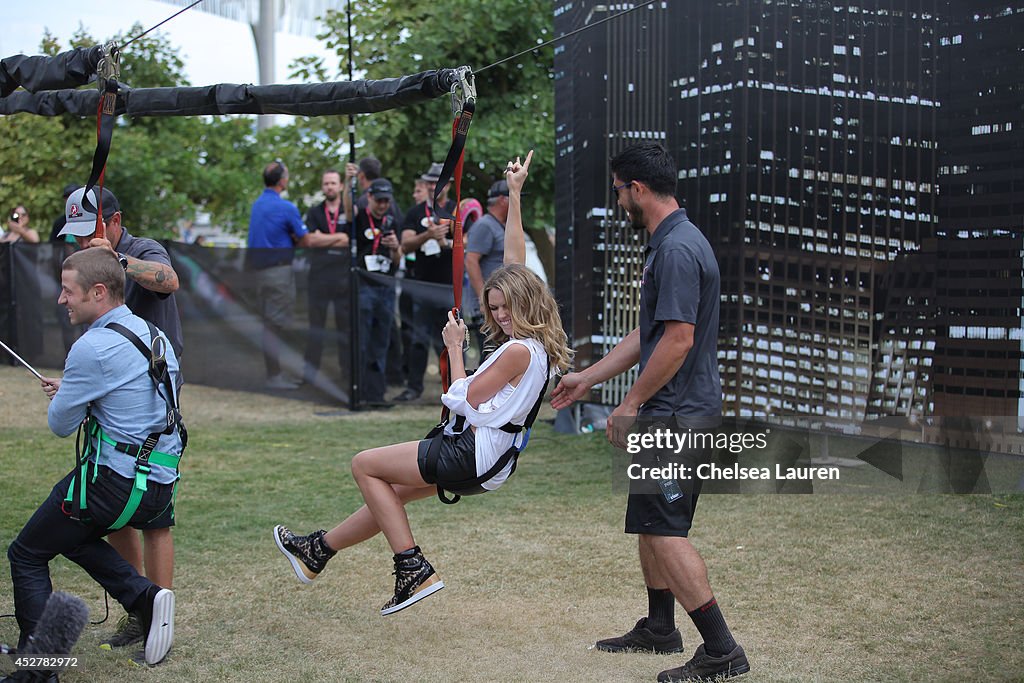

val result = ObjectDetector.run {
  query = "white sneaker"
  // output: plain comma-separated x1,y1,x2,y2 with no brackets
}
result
143,588,174,665
265,374,300,390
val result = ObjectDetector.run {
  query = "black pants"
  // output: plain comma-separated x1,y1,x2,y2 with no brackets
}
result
8,467,174,649
304,278,347,378
404,298,449,395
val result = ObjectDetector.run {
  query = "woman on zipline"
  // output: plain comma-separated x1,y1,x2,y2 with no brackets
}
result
273,150,573,615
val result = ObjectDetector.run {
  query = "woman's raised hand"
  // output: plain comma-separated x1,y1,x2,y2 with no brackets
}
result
505,150,534,195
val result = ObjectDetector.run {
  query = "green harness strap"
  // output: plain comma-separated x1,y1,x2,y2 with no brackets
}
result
62,321,185,532
63,419,181,531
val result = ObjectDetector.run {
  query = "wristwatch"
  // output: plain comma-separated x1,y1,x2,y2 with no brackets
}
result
117,253,129,272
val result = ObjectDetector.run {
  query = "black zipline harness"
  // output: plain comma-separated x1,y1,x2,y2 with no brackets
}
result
63,321,188,531
424,357,549,505
80,42,121,240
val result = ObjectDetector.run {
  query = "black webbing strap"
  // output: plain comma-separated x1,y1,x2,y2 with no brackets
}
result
433,356,551,505
105,321,188,450
432,98,474,221
80,77,119,238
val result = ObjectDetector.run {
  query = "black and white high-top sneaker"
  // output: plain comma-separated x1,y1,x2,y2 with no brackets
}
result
273,526,336,584
380,548,444,616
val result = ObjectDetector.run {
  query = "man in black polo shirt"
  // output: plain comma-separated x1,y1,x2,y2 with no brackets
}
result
302,169,351,384
393,162,457,402
353,178,402,405
551,144,748,682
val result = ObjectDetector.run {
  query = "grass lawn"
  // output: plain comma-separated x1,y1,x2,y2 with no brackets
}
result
1,366,1022,682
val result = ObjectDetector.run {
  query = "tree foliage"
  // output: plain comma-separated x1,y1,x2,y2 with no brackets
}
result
1,3,557,259
0,26,267,239
305,0,556,275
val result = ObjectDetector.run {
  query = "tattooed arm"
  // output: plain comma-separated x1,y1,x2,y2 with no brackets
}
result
123,254,180,294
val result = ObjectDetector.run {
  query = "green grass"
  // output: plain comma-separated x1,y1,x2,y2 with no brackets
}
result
1,383,1023,682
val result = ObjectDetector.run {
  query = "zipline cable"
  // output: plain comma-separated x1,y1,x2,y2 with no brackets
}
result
476,0,659,75
120,0,207,50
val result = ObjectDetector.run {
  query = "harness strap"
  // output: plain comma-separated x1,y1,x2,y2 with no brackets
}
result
432,355,551,505
81,76,119,240
62,320,185,531
435,82,474,423
105,321,188,450
98,431,180,469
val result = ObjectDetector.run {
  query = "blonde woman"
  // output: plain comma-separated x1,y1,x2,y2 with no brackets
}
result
274,151,573,615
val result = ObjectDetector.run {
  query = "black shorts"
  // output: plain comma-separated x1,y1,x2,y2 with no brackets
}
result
416,429,487,496
623,439,707,538
133,491,176,530
86,465,176,531
624,481,701,537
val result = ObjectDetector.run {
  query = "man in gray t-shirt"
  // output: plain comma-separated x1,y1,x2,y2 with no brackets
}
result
464,180,509,345
551,144,748,682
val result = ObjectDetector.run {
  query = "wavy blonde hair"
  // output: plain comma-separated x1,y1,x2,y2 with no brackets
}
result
480,264,574,374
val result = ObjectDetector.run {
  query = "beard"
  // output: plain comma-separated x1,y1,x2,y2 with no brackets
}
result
626,200,646,230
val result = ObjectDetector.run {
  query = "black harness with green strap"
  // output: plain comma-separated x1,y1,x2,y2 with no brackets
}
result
63,320,187,531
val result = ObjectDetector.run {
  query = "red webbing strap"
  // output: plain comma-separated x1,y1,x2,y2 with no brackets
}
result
450,115,465,312
438,111,470,419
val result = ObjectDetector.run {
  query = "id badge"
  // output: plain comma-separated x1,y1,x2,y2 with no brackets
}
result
421,238,441,256
658,478,684,503
364,255,388,272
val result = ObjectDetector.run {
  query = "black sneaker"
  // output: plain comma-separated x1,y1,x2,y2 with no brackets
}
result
273,526,335,584
379,549,444,616
657,644,750,682
134,586,174,666
99,612,145,650
596,617,683,654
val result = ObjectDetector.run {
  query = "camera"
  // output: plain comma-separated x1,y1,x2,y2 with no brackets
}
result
10,212,19,222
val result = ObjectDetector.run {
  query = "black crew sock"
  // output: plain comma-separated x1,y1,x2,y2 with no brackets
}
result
646,587,676,634
687,597,737,657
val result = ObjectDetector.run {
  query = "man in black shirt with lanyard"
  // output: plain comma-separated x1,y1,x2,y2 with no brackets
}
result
302,169,351,384
354,178,401,405
394,163,457,402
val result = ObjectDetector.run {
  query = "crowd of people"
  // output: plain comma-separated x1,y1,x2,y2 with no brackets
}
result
245,154,514,405
2,143,748,683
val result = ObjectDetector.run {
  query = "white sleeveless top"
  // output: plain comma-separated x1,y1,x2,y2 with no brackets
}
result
440,338,552,490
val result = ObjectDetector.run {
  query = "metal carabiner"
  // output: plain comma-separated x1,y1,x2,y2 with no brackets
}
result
150,335,166,373
96,41,121,88
450,66,477,115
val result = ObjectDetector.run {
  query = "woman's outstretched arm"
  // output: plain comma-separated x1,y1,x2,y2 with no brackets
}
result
503,150,533,266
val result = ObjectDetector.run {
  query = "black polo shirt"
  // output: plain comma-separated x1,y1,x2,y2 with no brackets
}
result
638,208,721,416
304,200,349,279
115,228,184,358
402,199,457,283
354,208,398,276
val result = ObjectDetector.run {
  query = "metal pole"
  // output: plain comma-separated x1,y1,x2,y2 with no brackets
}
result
347,0,360,410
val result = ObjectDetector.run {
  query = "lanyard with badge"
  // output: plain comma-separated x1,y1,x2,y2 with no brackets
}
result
420,203,444,257
363,208,391,272
324,203,341,234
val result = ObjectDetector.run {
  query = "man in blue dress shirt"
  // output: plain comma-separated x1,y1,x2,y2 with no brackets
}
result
247,161,348,389
8,248,181,666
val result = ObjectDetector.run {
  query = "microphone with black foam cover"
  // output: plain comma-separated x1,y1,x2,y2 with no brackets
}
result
21,591,89,658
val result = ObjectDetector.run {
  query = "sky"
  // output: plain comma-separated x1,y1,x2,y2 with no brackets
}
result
0,0,339,87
